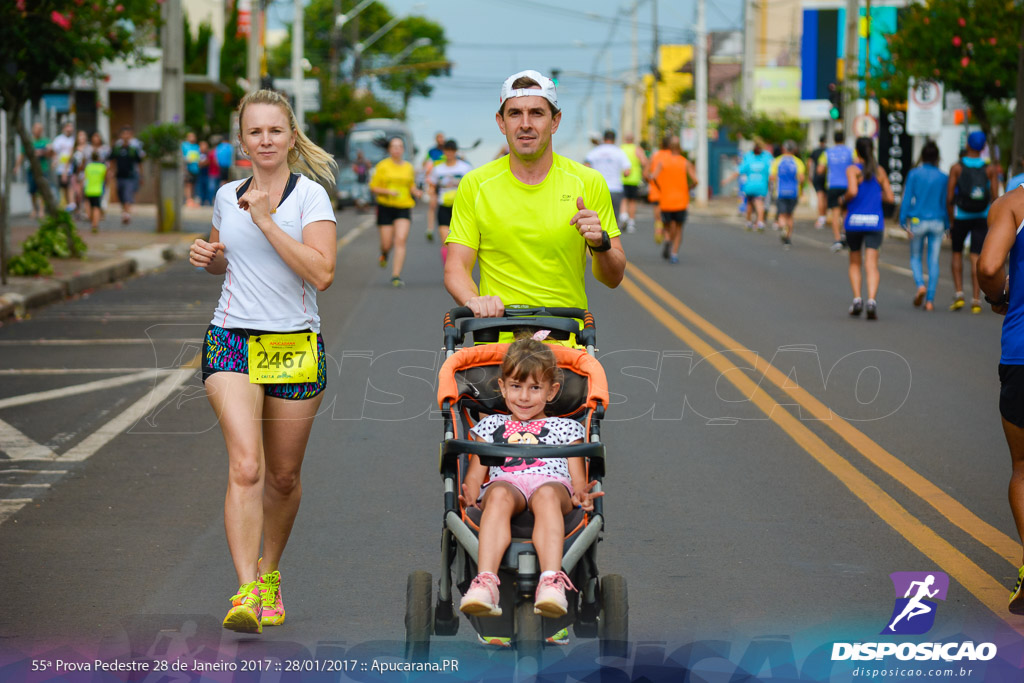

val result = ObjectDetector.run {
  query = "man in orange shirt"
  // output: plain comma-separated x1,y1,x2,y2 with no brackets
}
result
645,135,672,244
651,136,698,263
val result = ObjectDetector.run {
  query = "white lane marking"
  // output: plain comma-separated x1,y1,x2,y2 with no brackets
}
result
0,370,172,410
0,419,57,460
29,317,201,323
61,368,194,462
0,368,154,375
0,498,34,525
0,483,51,488
336,216,373,250
0,339,197,346
0,470,68,475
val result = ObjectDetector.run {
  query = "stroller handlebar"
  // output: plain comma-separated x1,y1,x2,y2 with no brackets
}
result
440,439,606,477
442,306,597,350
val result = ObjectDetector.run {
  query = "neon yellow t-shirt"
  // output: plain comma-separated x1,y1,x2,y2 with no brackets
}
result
621,143,643,185
84,162,107,197
370,157,416,208
446,153,620,310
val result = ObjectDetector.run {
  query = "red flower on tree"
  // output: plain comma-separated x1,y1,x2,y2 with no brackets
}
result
50,11,72,30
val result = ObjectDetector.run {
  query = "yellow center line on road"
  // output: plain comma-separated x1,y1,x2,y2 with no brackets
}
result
620,272,1023,634
627,264,1020,569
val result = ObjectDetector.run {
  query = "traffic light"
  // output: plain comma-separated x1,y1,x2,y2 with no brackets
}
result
550,68,560,86
828,82,843,120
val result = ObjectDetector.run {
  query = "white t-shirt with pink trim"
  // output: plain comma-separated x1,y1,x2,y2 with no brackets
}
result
210,174,336,333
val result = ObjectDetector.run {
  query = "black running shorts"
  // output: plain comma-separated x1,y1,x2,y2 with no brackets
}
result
950,217,988,255
845,231,883,251
1000,364,1024,428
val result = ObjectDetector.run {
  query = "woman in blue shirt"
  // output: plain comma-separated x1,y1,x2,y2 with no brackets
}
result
899,141,948,311
843,137,894,320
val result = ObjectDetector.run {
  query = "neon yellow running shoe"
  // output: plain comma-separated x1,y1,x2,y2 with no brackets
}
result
476,627,569,648
258,569,285,626
1009,566,1024,614
223,581,262,634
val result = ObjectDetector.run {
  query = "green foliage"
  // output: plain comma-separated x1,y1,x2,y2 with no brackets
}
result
7,251,53,277
183,14,214,136
984,100,1016,169
7,212,87,276
867,0,1023,131
0,1,162,112
716,102,806,149
138,122,188,165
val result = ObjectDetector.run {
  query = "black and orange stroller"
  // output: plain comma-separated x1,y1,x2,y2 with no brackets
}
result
404,306,628,665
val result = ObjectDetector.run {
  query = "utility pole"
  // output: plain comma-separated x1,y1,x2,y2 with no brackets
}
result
649,0,659,147
630,0,639,140
247,0,260,90
695,0,708,206
742,0,756,112
160,0,184,232
844,0,859,138
292,0,305,129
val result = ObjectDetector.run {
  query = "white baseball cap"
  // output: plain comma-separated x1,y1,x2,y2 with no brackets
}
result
498,70,559,111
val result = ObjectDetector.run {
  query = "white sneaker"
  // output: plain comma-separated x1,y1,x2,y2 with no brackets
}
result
460,572,502,617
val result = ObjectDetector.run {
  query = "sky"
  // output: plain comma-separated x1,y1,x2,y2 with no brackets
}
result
275,0,745,166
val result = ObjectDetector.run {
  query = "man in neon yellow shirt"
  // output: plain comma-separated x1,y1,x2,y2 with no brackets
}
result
444,70,626,317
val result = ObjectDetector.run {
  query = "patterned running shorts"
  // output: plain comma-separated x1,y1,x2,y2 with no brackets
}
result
202,324,327,400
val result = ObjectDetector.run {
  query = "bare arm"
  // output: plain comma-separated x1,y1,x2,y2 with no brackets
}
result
686,159,698,189
979,193,1019,314
189,226,228,275
947,165,960,224
844,165,860,202
591,236,627,289
241,186,336,291
443,243,505,317
877,167,895,204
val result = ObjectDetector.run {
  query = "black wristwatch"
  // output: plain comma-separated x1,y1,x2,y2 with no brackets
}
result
985,290,1009,306
587,230,612,253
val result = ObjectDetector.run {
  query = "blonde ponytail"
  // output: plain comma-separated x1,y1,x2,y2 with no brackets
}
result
237,89,337,184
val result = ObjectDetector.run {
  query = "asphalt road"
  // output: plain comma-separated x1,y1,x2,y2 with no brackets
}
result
1,201,1022,681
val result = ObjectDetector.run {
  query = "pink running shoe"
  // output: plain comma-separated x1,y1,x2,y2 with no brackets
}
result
258,568,285,626
534,571,575,618
460,572,502,617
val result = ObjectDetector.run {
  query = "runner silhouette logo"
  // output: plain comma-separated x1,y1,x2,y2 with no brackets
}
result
882,572,949,635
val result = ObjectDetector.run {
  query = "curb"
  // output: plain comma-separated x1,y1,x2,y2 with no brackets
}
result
0,237,195,322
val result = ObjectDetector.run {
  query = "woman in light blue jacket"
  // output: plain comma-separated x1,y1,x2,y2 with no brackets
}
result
900,141,948,311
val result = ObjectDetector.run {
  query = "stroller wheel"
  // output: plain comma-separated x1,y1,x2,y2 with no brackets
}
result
515,600,543,673
599,574,629,658
405,571,432,661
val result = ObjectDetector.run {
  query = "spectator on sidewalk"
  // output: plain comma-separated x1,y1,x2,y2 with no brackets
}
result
214,135,234,187
182,131,200,207
110,125,145,225
18,122,52,220
197,140,212,207
52,121,76,210
899,141,948,311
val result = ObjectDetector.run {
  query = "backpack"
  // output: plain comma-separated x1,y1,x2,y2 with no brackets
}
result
955,163,990,212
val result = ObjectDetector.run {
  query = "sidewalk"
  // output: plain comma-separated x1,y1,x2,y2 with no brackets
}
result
0,204,211,322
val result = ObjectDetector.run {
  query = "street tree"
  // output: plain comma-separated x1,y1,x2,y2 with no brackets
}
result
266,0,447,136
0,1,161,279
867,0,1023,154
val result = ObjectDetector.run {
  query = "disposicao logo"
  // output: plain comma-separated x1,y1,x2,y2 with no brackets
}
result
882,571,948,635
831,571,998,663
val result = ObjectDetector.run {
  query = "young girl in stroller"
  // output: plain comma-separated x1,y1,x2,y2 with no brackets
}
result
458,331,604,619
